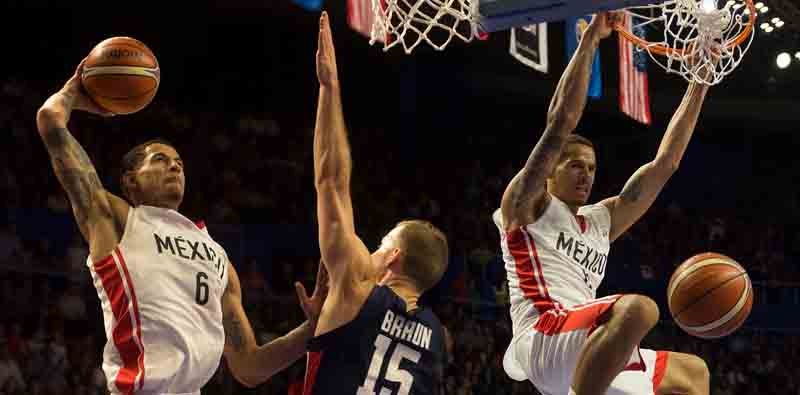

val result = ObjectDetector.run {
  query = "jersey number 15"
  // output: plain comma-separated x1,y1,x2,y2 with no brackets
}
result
357,334,421,395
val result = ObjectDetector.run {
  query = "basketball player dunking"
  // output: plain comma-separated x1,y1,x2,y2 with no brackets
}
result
496,11,712,395
303,12,448,395
36,61,328,395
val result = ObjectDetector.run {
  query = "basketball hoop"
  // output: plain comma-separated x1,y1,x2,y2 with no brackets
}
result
369,0,480,53
369,0,756,83
614,0,757,85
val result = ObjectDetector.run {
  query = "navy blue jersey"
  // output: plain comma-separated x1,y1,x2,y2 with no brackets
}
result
304,286,445,395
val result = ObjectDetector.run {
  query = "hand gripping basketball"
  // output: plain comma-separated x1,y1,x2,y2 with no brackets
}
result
60,59,115,117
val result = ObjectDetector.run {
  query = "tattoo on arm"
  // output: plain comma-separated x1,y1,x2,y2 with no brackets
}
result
515,132,566,200
620,174,643,203
223,311,245,351
525,132,565,174
42,127,104,224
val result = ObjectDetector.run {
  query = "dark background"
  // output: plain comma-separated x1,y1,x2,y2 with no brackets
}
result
0,1,798,395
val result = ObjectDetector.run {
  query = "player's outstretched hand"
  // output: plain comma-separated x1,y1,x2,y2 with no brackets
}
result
316,11,340,88
59,58,115,117
295,260,330,329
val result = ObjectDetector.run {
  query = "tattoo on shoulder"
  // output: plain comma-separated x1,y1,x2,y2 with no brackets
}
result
223,312,245,351
620,175,643,203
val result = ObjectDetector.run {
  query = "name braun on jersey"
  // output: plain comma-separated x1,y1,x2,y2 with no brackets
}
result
380,310,433,351
555,232,607,275
154,233,226,278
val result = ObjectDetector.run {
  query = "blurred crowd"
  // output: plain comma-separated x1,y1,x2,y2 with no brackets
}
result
1,78,799,395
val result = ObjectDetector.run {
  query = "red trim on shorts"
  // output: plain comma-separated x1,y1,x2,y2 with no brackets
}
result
652,351,669,392
507,227,556,313
93,250,144,394
623,347,646,372
533,295,621,335
303,351,323,395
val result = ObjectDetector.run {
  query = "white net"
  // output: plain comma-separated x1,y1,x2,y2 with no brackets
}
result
621,0,756,85
369,0,479,53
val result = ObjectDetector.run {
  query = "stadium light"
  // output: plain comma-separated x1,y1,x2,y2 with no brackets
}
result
777,52,791,69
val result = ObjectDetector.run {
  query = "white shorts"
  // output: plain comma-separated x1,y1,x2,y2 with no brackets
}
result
503,295,669,395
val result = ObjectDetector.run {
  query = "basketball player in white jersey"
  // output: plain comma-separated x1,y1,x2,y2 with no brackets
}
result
495,11,712,395
35,60,328,394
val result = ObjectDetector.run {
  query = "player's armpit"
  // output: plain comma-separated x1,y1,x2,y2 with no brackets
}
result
600,161,675,242
222,263,314,387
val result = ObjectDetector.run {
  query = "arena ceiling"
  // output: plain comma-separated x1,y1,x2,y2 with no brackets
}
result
3,1,797,132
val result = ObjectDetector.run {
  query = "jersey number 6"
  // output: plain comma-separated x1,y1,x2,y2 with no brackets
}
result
196,272,209,305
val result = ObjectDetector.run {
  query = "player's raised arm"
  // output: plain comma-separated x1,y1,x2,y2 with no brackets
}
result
221,262,328,387
600,81,709,242
500,12,618,229
35,60,128,261
313,12,371,281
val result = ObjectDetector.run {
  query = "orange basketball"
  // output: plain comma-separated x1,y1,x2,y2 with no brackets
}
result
667,252,753,339
81,37,160,115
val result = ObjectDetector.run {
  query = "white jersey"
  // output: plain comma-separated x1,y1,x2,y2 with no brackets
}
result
494,195,611,334
87,205,230,394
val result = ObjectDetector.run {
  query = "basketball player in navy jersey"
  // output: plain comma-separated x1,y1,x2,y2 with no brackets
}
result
36,60,328,394
303,12,448,395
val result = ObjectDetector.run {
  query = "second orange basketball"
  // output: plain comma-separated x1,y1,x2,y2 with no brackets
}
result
81,37,160,115
667,252,753,339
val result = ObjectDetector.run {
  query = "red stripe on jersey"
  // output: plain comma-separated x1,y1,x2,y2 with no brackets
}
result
303,351,323,395
93,253,144,394
114,248,145,390
524,229,559,310
506,227,555,314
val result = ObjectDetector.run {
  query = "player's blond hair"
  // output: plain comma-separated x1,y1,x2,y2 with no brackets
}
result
394,220,449,292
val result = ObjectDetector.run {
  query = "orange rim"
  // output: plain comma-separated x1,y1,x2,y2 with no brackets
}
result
613,0,757,57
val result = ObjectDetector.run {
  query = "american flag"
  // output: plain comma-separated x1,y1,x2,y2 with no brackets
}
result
347,0,385,42
618,13,651,125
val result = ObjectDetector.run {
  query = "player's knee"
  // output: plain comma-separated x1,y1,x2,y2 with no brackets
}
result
614,295,659,334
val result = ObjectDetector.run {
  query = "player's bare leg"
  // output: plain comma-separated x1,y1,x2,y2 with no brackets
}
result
655,352,710,395
570,295,660,395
